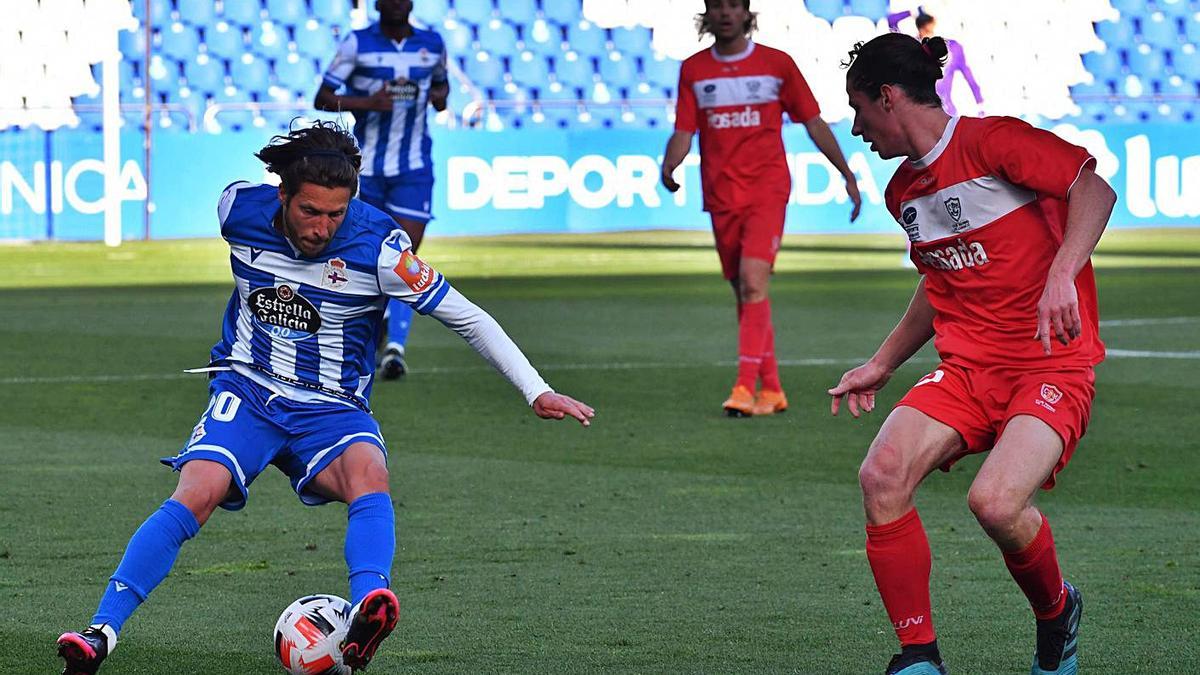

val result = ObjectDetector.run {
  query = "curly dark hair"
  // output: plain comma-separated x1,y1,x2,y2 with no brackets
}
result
254,120,362,197
843,33,949,107
695,0,757,40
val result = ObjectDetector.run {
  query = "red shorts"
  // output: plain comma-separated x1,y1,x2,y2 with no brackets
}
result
895,362,1096,489
708,202,787,280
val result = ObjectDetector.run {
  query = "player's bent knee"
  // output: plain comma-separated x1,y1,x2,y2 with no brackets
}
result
966,484,1024,532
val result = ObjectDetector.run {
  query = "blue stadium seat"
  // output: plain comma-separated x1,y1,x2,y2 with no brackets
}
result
1157,0,1193,17
250,22,292,59
624,81,668,102
118,60,142,98
160,22,200,62
142,0,173,22
1185,17,1200,44
230,55,272,94
629,105,669,129
477,19,519,55
565,21,606,55
1127,45,1166,73
611,26,651,54
806,0,845,22
463,53,506,88
221,0,264,27
509,52,550,88
311,0,352,29
454,0,494,25
537,82,579,102
497,0,537,26
542,1,580,25
1139,14,1181,48
1082,50,1123,80
209,89,258,131
177,0,216,27
413,0,450,26
579,105,618,129
294,22,338,60
1076,99,1111,121
119,27,145,61
642,54,680,89
1070,79,1112,97
1110,0,1147,17
551,53,596,89
1173,49,1200,78
1157,76,1196,97
524,19,563,56
265,0,308,28
442,20,474,53
848,0,888,20
204,22,247,60
598,52,638,89
274,54,319,93
145,55,182,94
183,55,226,94
1095,19,1134,46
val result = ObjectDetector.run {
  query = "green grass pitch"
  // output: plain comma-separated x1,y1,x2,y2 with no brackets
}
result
1,230,1197,673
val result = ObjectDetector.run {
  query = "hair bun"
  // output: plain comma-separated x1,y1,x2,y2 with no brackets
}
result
921,36,949,62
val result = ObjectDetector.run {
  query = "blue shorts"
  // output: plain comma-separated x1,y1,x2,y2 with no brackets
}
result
359,175,433,223
161,371,387,511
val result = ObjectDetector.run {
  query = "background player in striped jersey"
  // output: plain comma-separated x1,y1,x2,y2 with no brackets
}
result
828,33,1115,675
57,122,593,675
315,0,449,381
661,0,862,417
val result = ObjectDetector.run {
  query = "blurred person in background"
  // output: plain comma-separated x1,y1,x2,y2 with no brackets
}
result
888,6,985,116
661,0,862,417
315,0,449,380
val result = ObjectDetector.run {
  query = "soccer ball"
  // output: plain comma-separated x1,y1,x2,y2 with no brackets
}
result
273,594,353,675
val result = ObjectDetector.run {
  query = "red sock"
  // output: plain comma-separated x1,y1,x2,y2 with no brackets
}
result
1003,513,1066,620
736,299,770,390
866,508,937,646
759,323,781,391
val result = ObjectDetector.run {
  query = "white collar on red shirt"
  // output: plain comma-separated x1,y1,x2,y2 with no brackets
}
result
710,39,755,63
909,116,961,169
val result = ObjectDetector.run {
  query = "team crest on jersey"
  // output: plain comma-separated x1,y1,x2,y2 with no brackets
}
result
321,257,349,290
944,197,962,222
1040,384,1064,405
248,284,322,340
394,250,435,293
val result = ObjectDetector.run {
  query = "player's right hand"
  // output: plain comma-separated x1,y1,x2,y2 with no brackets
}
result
365,87,395,111
846,177,863,222
828,360,893,418
533,391,596,427
661,166,681,193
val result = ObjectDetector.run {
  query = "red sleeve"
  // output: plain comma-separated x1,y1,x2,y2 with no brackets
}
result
779,53,820,123
975,117,1096,199
674,61,698,133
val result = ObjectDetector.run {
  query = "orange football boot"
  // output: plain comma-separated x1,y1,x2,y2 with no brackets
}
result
723,385,756,417
752,389,788,416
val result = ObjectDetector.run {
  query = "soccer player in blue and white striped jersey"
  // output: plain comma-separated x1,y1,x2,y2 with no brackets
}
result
57,122,593,675
315,0,450,381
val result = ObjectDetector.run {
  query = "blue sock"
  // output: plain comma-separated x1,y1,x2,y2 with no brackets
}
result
386,299,413,349
92,499,200,633
345,492,395,605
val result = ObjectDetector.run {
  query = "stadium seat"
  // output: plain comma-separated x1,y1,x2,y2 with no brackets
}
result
204,21,247,60
848,0,888,20
496,0,537,26
208,89,258,131
183,55,226,94
477,19,519,56
274,54,319,93
294,22,338,60
565,21,607,55
509,51,550,88
221,0,264,28
1157,75,1197,97
413,0,449,26
143,0,173,22
1127,45,1167,73
551,53,596,89
119,27,145,61
230,55,272,94
442,20,474,53
177,0,216,27
1184,17,1200,44
642,54,680,89
1173,49,1200,77
1095,19,1135,45
805,0,845,22
454,0,494,25
160,22,201,62
311,0,352,28
611,26,651,54
579,105,618,129
1156,0,1193,18
266,0,308,28
250,22,292,59
1139,14,1181,48
463,52,506,88
1082,49,1123,80
543,1,580,25
629,104,669,129
1110,0,1148,17
1069,79,1112,97
598,52,638,89
145,55,182,94
524,19,563,56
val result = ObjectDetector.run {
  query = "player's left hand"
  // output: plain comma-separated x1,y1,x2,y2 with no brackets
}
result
1034,273,1081,355
846,176,863,222
533,391,595,427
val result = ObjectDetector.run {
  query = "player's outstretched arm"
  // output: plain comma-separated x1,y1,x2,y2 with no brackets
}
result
829,279,936,417
802,116,862,221
1035,167,1116,354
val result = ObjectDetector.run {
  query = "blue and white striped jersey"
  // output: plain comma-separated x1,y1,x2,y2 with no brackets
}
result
322,23,447,180
207,182,451,409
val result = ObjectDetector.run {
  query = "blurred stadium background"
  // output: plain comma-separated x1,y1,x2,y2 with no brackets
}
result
1,0,1199,243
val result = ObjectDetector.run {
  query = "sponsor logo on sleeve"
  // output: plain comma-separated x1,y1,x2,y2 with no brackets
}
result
321,257,350,290
901,206,921,241
188,422,207,446
393,250,435,293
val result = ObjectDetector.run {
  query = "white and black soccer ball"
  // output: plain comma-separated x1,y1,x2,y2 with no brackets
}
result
273,594,353,675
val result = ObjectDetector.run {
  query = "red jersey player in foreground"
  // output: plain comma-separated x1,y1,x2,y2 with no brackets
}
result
829,34,1115,675
662,0,861,417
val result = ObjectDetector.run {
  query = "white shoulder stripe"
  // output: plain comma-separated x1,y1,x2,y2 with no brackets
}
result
229,244,380,296
899,175,1036,243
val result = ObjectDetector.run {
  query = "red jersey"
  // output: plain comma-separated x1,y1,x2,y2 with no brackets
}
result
674,41,820,212
884,116,1105,369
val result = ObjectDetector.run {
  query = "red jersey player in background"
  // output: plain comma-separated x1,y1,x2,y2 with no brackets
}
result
661,0,861,417
828,33,1115,675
